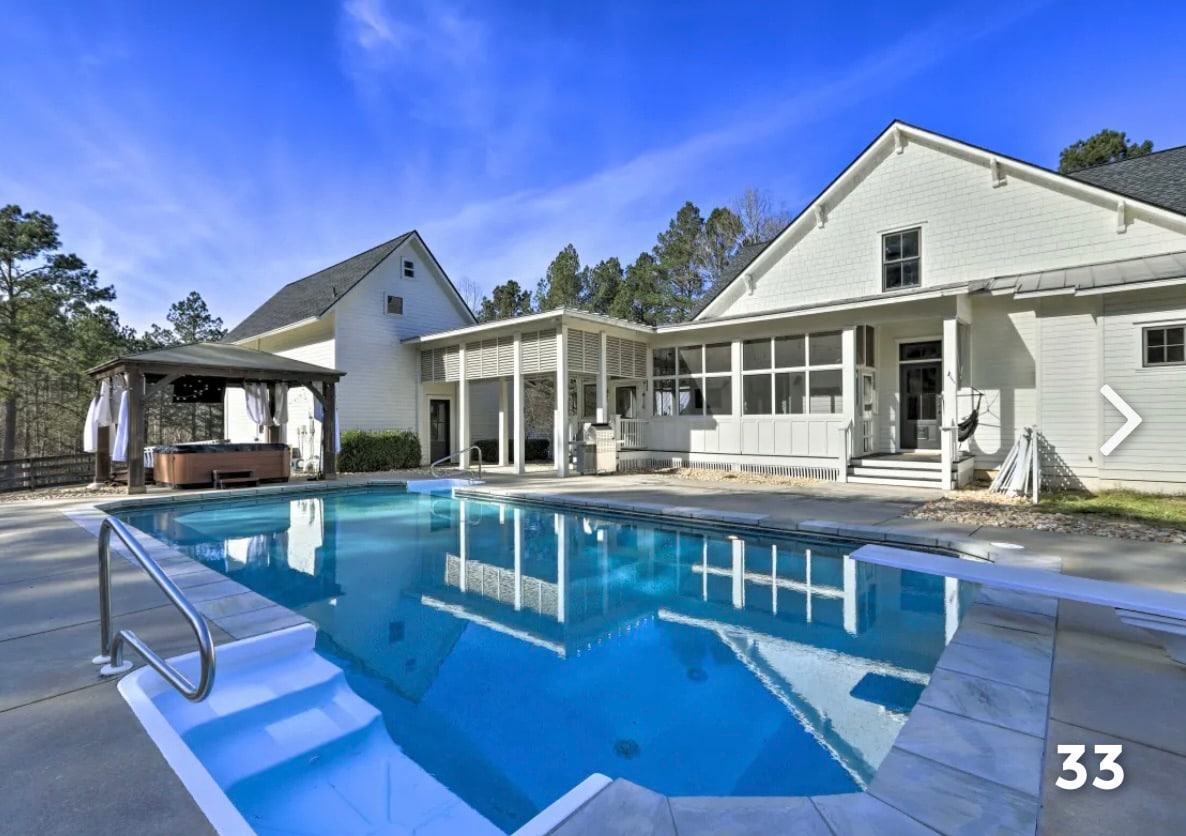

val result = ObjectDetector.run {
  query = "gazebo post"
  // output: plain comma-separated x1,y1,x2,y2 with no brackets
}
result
322,381,337,480
126,368,146,494
92,425,111,487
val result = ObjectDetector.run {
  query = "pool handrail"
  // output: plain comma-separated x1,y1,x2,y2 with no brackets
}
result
430,445,484,482
93,516,216,701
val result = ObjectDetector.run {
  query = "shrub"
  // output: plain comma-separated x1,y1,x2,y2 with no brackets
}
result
338,430,422,472
472,437,551,463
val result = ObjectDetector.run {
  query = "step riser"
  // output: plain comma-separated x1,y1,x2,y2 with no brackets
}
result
851,459,943,471
847,476,946,489
850,467,943,481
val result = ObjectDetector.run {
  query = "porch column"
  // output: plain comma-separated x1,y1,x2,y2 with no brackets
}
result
125,368,146,495
596,330,608,422
554,325,569,477
322,381,338,480
555,513,567,622
458,344,470,469
941,317,959,490
837,326,857,483
498,378,509,466
513,333,526,475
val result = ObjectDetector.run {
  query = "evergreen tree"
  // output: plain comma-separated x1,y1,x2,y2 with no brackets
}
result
613,252,663,325
477,279,533,322
1059,129,1154,173
0,205,113,463
536,244,586,310
582,257,623,315
653,202,706,323
699,206,745,290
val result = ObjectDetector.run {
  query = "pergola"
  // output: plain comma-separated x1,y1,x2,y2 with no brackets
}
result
87,342,345,494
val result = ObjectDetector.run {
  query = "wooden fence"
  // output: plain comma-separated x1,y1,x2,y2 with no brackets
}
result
0,453,96,492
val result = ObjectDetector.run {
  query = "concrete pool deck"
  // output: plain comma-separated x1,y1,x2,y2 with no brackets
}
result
1,472,1184,834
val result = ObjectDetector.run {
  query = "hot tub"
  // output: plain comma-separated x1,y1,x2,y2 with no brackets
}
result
152,442,291,488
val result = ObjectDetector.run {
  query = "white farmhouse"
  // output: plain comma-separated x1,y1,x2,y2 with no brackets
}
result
227,122,1186,492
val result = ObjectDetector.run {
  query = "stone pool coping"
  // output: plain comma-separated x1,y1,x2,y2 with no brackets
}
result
63,479,1061,835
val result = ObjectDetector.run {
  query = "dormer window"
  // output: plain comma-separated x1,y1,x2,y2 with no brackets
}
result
385,294,404,316
403,259,415,278
883,228,920,290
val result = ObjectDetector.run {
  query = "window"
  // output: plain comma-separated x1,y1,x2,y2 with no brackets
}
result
856,325,876,367
652,343,732,416
1144,325,1186,366
403,259,415,278
385,294,404,315
743,331,844,415
883,228,920,290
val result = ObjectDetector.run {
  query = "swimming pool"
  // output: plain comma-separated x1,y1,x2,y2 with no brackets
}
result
117,487,976,833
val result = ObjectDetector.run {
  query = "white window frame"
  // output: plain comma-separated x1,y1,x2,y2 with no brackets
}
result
403,259,415,279
741,332,844,416
882,227,922,291
651,343,733,417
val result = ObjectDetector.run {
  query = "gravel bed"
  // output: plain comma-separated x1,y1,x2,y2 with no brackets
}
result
0,484,126,504
910,491,1186,544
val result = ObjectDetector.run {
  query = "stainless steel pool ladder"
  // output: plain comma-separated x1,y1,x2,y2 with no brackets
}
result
92,516,216,701
429,445,484,482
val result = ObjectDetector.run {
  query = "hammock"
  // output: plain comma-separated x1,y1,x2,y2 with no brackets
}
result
956,393,983,443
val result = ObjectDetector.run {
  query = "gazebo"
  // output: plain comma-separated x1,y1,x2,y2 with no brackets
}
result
86,342,345,494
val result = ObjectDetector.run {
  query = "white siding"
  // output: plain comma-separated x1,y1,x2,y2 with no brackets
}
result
965,296,1038,469
713,140,1186,319
225,319,336,460
1036,297,1101,488
1099,288,1186,489
332,236,474,435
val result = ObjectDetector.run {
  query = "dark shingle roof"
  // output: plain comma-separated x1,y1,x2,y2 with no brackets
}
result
1067,145,1186,215
225,232,414,342
691,239,777,319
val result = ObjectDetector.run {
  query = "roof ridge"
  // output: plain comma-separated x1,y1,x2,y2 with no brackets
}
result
280,231,414,289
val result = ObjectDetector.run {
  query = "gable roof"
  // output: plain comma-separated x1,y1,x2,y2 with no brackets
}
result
225,231,475,342
1067,145,1186,215
695,121,1186,321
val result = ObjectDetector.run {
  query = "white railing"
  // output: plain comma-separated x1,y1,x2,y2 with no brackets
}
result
616,418,647,450
835,420,853,483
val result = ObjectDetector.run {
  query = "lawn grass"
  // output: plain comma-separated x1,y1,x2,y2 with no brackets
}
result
1038,490,1186,530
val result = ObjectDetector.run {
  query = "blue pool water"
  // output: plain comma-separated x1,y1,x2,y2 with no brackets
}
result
118,488,975,832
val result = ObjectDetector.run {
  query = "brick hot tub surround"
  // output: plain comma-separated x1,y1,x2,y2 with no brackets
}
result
151,442,291,488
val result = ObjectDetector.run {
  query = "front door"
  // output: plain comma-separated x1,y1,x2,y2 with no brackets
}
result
900,361,941,449
429,399,451,463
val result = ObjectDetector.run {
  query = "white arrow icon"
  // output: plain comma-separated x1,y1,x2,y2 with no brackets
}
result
1100,385,1142,456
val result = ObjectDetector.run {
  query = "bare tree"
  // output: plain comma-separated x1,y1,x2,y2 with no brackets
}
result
455,276,483,317
732,186,791,246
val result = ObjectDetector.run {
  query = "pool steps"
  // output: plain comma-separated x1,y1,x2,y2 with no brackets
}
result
119,624,500,835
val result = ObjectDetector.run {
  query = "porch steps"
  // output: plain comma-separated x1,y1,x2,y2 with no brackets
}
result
847,455,960,490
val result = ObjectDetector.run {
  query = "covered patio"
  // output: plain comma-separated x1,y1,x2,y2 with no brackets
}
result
86,342,345,494
409,310,652,477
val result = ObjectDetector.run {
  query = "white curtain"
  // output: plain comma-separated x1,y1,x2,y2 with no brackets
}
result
244,382,271,426
82,395,100,453
96,379,114,426
271,383,288,426
111,389,130,462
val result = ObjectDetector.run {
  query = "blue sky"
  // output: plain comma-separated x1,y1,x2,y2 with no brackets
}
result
3,0,1185,331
